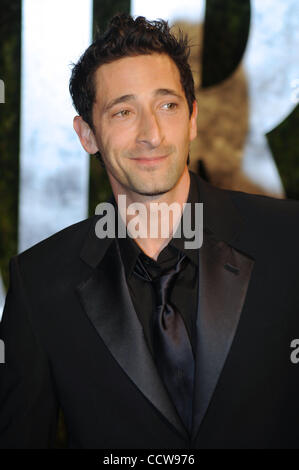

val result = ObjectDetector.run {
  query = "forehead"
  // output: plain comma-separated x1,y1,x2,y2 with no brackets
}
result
93,53,184,105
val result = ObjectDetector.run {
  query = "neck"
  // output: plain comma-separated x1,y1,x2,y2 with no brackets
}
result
112,166,190,260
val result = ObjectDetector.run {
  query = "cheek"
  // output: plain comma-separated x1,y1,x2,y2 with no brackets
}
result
165,117,190,140
106,126,136,151
100,132,131,163
172,129,191,151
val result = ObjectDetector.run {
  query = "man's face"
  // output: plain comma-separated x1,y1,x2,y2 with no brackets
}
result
89,53,197,196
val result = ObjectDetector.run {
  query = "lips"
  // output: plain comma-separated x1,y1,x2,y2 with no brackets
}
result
132,155,168,162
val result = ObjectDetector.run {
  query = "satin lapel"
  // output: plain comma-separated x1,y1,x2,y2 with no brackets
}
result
76,239,188,439
191,232,255,442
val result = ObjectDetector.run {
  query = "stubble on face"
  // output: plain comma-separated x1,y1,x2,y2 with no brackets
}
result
121,153,186,197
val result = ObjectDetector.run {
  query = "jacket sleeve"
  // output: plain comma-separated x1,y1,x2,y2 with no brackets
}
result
0,256,59,448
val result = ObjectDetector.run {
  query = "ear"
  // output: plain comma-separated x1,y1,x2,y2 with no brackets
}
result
73,116,99,154
189,100,198,142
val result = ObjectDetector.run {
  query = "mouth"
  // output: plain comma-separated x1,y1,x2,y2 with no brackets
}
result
130,155,168,165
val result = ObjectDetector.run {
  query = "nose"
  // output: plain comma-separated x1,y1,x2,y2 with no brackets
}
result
136,109,163,148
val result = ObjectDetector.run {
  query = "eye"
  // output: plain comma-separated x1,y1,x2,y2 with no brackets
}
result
113,109,132,118
162,102,178,110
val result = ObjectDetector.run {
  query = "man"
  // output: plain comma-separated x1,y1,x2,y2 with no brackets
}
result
0,13,299,449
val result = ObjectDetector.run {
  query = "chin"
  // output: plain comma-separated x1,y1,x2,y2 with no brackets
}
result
133,181,176,197
125,167,183,197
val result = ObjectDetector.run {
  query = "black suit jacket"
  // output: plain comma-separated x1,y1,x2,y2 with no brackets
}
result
0,174,299,449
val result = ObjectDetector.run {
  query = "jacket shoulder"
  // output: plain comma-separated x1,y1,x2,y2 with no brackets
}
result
15,216,97,273
223,187,299,250
227,188,299,224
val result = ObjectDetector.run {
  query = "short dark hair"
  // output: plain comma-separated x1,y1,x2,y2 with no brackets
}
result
69,13,195,132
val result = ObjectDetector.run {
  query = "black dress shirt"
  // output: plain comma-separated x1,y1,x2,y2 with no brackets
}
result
116,170,200,359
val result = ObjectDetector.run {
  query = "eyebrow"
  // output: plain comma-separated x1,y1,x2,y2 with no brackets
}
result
103,88,183,112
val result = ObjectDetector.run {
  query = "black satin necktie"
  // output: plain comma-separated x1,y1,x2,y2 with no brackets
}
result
134,252,195,434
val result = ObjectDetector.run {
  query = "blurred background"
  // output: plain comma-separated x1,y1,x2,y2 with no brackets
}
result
0,0,298,444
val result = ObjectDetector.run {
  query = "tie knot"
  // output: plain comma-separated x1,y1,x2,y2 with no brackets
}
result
134,253,187,307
